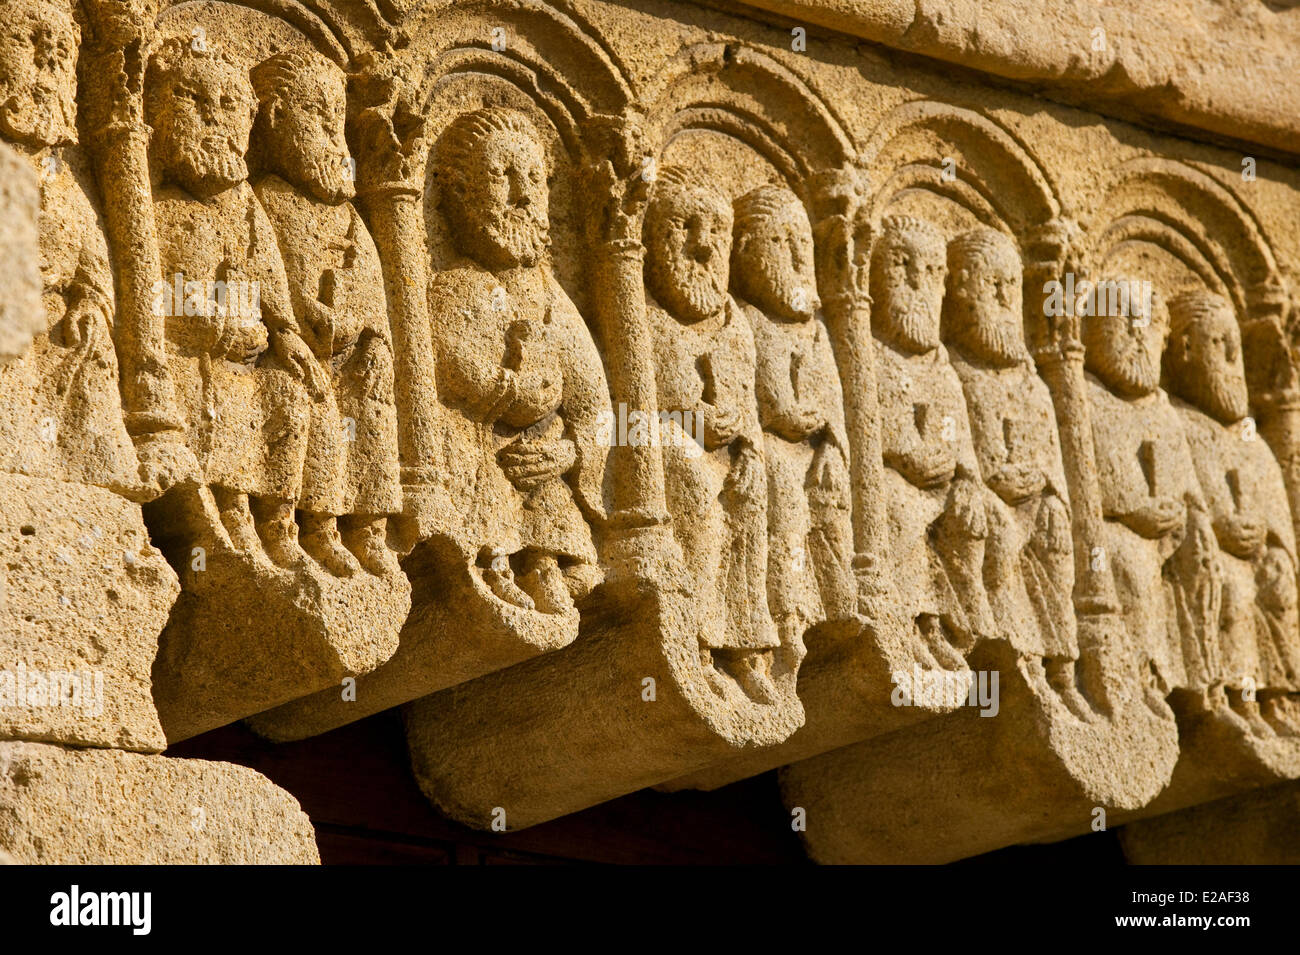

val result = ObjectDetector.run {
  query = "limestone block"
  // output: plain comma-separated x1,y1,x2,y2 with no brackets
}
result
1120,781,1300,865
0,741,319,864
0,472,176,752
0,142,42,365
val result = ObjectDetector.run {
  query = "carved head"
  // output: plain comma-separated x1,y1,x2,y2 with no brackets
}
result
251,49,354,204
146,38,256,198
644,165,733,324
1083,277,1167,399
944,227,1027,366
870,215,947,354
731,184,820,322
1165,289,1249,424
438,108,550,271
0,0,78,148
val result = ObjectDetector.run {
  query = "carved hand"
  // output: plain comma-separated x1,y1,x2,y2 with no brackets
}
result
722,443,763,508
1216,513,1267,560
271,328,329,401
946,475,988,540
987,461,1046,505
1031,492,1072,555
497,436,577,491
1256,547,1298,614
1123,496,1186,539
704,403,745,449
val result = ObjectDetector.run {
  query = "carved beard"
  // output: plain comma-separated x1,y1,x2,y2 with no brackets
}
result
174,135,249,194
954,305,1027,366
1184,365,1250,424
291,146,356,205
480,207,549,269
0,81,76,147
656,249,728,323
883,286,940,353
1093,333,1159,398
744,257,818,322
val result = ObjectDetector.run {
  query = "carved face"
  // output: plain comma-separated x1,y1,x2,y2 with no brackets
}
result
645,181,733,324
732,194,820,322
265,71,354,204
870,224,947,353
0,4,78,148
946,232,1026,366
447,126,549,270
1084,285,1164,399
149,50,255,197
1171,298,1249,424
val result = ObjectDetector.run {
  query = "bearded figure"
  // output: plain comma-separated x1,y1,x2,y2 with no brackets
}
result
944,228,1087,716
146,38,314,566
872,215,993,671
0,0,140,495
731,184,853,650
1084,278,1222,715
427,107,606,615
250,50,401,578
1165,290,1300,736
643,165,779,702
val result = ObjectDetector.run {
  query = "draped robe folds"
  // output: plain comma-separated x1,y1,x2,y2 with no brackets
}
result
255,174,400,518
651,296,779,652
744,300,854,633
0,146,139,494
427,261,605,570
152,181,309,501
1176,399,1300,692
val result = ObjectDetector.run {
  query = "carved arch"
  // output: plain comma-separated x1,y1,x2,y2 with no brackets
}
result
639,42,854,192
859,99,1063,238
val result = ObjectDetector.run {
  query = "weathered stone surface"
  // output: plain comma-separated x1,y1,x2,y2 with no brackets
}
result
1120,781,1300,865
0,741,319,864
0,472,176,752
0,142,42,365
4,0,1300,864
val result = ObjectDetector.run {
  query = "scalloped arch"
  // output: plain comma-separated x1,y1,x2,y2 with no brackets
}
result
860,100,1062,237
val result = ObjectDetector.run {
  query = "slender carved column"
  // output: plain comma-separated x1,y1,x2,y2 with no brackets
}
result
79,0,185,462
578,114,678,585
808,166,892,612
348,51,442,524
1242,279,1300,551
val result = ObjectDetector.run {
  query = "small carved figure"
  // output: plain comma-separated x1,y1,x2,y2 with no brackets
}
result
146,38,313,565
1165,289,1300,735
871,215,994,670
944,227,1087,716
251,49,401,578
732,184,853,650
0,0,140,494
644,165,779,701
429,107,607,613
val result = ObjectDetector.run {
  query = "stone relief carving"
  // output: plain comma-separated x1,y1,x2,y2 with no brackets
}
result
1,0,1299,864
871,214,994,670
428,106,606,616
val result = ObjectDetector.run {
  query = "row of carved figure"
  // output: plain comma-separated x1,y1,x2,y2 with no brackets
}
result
2,3,1298,734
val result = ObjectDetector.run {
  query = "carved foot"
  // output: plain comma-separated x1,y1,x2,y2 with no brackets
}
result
481,550,535,611
1045,656,1094,721
1261,694,1300,737
516,554,571,615
250,498,308,569
714,649,779,705
918,615,966,671
300,513,362,578
1227,691,1277,739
